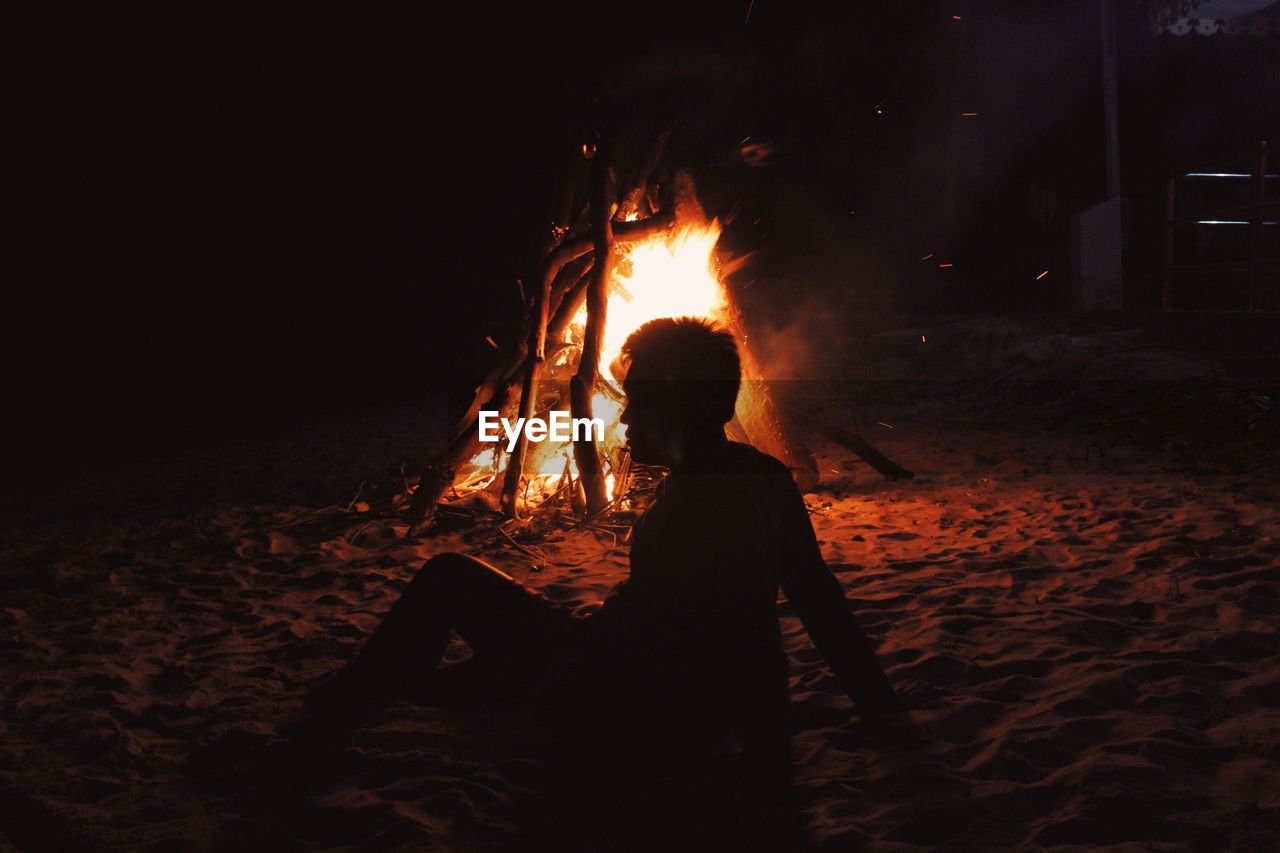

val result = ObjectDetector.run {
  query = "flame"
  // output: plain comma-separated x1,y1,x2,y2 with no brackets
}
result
592,392,627,442
574,221,728,381
456,218,732,513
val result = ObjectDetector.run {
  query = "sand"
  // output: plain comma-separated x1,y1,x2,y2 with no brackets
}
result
2,318,1277,850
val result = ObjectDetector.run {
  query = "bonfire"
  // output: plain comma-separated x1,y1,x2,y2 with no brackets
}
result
405,128,821,527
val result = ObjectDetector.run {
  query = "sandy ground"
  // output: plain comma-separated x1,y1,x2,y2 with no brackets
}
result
2,317,1278,851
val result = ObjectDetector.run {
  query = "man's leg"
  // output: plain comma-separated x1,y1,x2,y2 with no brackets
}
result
295,553,567,741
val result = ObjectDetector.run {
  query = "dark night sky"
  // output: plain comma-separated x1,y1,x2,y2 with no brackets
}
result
9,2,1276,488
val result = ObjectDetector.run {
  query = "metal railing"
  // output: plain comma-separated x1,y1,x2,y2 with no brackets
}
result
1161,141,1278,311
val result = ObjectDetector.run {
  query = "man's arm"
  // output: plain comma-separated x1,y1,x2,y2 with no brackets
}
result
772,475,899,716
779,557,899,716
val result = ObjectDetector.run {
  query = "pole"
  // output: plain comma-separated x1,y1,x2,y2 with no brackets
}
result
1101,0,1121,200
1247,141,1267,311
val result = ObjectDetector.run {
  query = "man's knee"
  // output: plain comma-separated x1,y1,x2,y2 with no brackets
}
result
412,553,510,590
407,553,539,622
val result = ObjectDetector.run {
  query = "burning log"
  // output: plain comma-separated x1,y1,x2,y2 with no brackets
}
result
447,206,684,450
451,225,585,447
781,405,915,481
444,136,676,522
546,260,593,351
407,206,678,523
497,153,589,518
408,374,521,524
616,123,673,221
500,251,556,517
410,159,587,524
570,136,616,516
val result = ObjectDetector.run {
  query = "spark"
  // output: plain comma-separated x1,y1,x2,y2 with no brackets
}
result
1036,270,1049,280
953,15,962,20
961,112,978,117
485,336,498,349
877,421,896,430
938,263,953,268
921,335,927,342
922,253,935,260
745,0,754,24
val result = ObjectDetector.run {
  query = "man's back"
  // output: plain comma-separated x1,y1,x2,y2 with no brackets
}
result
583,440,898,719
589,443,803,680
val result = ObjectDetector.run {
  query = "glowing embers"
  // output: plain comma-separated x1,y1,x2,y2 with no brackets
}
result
455,387,628,511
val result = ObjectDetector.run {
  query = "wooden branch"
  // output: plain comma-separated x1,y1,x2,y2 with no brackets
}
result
615,208,677,241
571,143,615,517
409,127,683,522
453,208,673,438
449,316,529,447
543,210,674,283
497,140,589,519
500,257,556,518
531,161,683,341
546,261,593,345
409,206,664,518
407,370,521,523
781,405,915,481
617,123,673,221
540,252,593,341
444,172,587,449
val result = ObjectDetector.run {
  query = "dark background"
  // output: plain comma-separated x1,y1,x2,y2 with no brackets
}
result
9,2,1277,489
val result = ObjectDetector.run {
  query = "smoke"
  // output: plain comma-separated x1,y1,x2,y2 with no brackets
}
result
575,4,1170,381
747,293,851,381
726,1,1113,345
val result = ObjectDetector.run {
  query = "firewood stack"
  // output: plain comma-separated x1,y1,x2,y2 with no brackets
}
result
404,120,824,528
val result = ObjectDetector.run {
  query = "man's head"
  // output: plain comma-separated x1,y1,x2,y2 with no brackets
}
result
619,317,741,467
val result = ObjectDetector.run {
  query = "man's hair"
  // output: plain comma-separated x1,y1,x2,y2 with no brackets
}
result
621,317,741,425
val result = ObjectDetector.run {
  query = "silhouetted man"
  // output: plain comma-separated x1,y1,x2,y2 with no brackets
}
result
294,317,898,840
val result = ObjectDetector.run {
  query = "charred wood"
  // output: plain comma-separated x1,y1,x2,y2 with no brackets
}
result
571,137,616,517
408,371,521,524
782,405,915,482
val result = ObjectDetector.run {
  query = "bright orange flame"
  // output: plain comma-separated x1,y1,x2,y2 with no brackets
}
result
573,221,728,381
458,218,732,512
